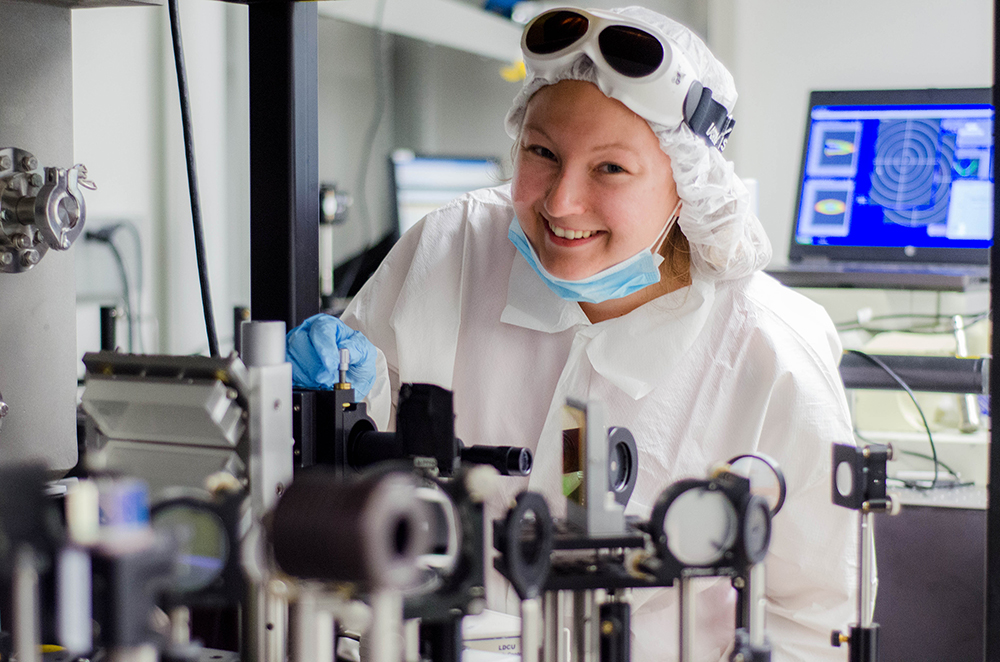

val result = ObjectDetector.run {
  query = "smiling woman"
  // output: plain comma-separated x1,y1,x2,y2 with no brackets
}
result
289,6,859,661
510,79,689,321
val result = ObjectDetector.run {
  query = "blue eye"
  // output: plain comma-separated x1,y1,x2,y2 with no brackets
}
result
528,145,556,160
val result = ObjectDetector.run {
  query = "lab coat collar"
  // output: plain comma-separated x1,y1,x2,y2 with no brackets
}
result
502,252,717,399
500,251,591,331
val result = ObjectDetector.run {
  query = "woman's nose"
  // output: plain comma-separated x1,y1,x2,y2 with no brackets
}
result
543,168,587,218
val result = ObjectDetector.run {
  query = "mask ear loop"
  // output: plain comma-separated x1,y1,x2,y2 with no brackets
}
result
652,198,684,257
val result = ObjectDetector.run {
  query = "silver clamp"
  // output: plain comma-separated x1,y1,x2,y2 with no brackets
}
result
0,148,94,273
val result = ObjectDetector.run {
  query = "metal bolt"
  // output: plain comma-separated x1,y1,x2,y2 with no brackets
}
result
226,388,238,400
33,230,42,244
0,402,8,418
21,156,36,171
29,173,42,188
0,252,12,266
732,577,745,589
12,234,31,249
0,155,10,171
21,250,39,267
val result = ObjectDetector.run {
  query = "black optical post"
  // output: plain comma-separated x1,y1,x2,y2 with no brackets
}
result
987,1,1000,658
249,1,320,329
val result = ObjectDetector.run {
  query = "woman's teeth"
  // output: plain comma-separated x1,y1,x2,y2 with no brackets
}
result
548,222,596,240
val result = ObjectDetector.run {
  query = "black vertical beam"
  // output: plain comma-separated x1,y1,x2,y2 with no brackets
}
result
987,2,999,658
248,1,320,329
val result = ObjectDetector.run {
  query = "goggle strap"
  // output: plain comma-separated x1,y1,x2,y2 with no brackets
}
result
683,82,736,152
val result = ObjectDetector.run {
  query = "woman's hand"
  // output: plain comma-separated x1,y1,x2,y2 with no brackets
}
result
285,313,377,399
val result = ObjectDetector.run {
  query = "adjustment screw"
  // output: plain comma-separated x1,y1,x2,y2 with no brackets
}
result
0,155,11,171
29,173,42,188
21,155,37,171
21,250,39,267
0,252,12,266
12,234,31,249
33,230,43,244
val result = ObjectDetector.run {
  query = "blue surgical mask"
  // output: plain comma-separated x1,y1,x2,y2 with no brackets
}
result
507,207,680,304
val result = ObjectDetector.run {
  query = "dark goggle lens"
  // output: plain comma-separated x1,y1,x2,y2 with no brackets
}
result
598,26,664,78
525,10,590,55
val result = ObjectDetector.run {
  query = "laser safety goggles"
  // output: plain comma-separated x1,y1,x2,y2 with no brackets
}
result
522,8,735,150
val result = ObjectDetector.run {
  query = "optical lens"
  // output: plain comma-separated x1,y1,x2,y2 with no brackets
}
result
598,26,664,77
525,10,589,55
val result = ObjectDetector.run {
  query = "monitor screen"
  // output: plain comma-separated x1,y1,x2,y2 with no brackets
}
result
391,150,503,236
792,90,994,257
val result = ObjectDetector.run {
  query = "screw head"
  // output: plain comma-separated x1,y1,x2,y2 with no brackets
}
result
21,250,39,267
0,402,8,418
21,156,37,171
0,252,12,266
29,173,42,188
0,156,11,170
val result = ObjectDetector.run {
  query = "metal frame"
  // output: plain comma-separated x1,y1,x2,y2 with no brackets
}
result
987,3,999,658
249,1,320,329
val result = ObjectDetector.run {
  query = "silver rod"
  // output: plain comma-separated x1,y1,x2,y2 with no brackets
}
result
679,576,695,662
170,606,191,647
108,644,158,662
316,606,335,662
369,589,404,662
522,597,543,662
748,564,767,647
292,585,319,662
859,512,876,626
265,580,290,662
543,592,558,662
573,590,599,662
13,546,40,662
952,315,982,432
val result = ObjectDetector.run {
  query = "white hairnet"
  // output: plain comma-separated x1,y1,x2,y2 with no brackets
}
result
504,6,772,281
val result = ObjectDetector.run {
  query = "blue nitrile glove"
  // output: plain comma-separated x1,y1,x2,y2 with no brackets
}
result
286,313,377,400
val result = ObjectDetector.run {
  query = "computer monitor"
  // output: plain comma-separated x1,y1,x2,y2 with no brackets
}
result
390,150,503,236
790,88,994,266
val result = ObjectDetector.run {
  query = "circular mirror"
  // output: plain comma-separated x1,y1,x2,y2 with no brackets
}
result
153,504,229,593
663,487,738,566
728,454,787,515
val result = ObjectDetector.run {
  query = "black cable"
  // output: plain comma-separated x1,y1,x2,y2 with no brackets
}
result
837,311,990,334
120,221,145,353
167,0,220,358
845,348,939,489
84,227,134,353
104,241,133,353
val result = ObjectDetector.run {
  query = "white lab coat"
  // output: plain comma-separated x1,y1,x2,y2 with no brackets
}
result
342,185,857,662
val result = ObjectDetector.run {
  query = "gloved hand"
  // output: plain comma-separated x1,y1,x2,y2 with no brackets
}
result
286,313,377,399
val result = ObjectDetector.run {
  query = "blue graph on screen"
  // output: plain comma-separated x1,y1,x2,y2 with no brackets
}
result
796,104,994,249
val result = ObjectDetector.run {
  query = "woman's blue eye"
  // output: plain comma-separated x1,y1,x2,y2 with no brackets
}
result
529,145,556,160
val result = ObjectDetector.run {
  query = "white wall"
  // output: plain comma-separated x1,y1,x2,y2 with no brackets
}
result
711,0,994,267
74,1,249,357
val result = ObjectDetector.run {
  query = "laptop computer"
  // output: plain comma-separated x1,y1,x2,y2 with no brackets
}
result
767,88,994,291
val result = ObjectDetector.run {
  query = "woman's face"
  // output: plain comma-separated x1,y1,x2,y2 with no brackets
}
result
511,80,680,281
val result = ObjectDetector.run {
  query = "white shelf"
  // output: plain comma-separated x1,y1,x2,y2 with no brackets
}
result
318,0,522,63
